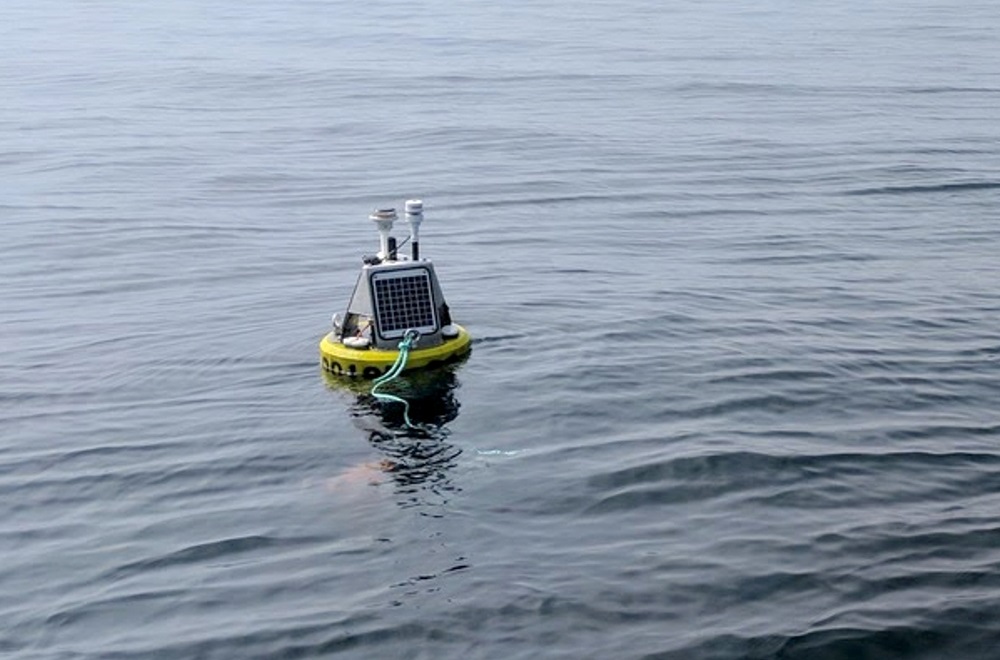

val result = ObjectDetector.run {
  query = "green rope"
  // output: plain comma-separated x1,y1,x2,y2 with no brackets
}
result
370,329,420,428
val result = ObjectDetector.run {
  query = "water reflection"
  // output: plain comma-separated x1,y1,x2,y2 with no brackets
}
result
322,363,464,509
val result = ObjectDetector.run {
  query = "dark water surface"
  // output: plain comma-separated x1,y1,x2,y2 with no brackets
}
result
4,1,1000,658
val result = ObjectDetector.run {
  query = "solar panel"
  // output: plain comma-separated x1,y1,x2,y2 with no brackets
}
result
371,269,438,338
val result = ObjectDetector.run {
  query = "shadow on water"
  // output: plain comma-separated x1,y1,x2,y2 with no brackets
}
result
322,362,465,509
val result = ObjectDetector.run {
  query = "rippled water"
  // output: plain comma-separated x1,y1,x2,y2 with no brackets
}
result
4,1,1000,658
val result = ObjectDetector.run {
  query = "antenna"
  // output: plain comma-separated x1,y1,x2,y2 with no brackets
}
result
404,199,423,261
369,207,397,260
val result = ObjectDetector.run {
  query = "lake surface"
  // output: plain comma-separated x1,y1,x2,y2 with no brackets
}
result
3,1,1000,658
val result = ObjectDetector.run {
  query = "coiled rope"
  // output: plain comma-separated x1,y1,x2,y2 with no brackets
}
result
370,329,420,428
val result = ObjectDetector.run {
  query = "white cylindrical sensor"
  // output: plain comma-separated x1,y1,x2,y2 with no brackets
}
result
369,207,397,259
404,199,423,261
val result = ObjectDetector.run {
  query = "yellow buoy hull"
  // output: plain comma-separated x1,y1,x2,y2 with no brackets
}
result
319,325,472,378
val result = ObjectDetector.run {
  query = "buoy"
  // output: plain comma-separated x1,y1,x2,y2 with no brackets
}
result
319,199,472,378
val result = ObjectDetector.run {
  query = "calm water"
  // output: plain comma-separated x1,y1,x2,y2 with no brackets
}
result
4,1,1000,658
